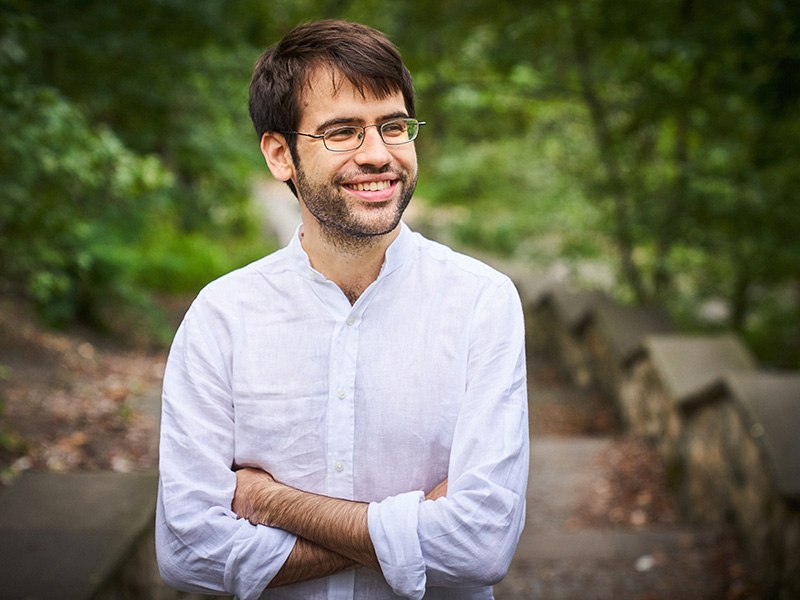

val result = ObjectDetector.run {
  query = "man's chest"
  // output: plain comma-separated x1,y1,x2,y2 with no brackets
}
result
229,307,469,498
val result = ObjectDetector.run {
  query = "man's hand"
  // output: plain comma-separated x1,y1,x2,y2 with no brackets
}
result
425,478,448,501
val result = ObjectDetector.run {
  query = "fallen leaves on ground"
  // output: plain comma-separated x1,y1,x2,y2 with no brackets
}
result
570,436,679,529
0,298,168,486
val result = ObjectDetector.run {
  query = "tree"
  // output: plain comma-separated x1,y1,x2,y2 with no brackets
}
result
0,0,275,325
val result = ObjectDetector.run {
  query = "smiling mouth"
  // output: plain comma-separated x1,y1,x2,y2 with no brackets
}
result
345,180,393,192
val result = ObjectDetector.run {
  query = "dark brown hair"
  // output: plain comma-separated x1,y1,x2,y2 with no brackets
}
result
248,20,415,145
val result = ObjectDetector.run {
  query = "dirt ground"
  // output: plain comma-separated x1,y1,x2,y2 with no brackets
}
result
0,297,175,485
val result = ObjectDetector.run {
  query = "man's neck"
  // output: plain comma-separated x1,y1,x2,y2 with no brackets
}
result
299,217,400,304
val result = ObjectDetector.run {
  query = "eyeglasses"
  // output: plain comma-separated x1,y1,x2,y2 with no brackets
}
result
281,118,426,152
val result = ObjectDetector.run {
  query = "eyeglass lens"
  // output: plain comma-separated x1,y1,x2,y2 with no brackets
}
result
324,119,420,151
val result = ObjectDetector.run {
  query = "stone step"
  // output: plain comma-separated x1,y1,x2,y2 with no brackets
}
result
497,434,739,599
513,528,704,562
0,471,158,600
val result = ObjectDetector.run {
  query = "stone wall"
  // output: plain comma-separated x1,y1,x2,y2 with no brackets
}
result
523,283,800,600
0,471,232,600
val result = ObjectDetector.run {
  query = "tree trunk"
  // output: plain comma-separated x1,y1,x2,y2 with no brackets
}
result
730,270,751,332
653,110,690,297
654,0,697,298
570,16,648,305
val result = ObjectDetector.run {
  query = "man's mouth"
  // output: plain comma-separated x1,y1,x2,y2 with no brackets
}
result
345,180,393,192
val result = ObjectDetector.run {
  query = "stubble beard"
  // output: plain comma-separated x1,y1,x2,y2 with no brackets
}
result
295,164,417,253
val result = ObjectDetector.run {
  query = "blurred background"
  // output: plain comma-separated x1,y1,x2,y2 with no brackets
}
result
1,0,798,364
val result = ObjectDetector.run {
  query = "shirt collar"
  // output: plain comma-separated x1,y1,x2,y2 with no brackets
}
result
285,221,415,281
285,224,317,277
381,221,414,278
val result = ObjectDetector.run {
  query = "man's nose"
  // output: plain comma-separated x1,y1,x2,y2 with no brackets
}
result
354,126,392,166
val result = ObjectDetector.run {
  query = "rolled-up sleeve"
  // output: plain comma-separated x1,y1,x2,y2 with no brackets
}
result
367,278,529,597
156,296,296,600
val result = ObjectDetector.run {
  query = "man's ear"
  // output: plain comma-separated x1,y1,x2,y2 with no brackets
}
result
260,132,295,183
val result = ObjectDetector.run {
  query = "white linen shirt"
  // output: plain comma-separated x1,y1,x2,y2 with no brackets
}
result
156,223,529,600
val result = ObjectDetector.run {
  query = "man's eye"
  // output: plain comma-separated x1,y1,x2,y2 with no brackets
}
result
381,121,407,136
326,127,359,141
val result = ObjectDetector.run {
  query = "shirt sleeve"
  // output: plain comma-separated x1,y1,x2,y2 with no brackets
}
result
367,277,530,598
155,295,296,600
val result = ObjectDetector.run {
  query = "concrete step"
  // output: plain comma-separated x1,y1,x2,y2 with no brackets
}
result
0,471,158,600
496,436,735,599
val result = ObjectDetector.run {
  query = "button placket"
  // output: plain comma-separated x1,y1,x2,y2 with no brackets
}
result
326,312,359,498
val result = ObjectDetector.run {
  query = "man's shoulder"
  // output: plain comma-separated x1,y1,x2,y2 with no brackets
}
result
412,232,512,288
196,246,294,302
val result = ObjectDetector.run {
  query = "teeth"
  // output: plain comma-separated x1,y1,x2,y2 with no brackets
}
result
350,180,391,192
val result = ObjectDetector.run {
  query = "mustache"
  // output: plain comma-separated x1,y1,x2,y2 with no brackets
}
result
334,165,406,182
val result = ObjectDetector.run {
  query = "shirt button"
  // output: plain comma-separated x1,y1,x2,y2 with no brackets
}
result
346,316,355,326
336,389,347,400
334,461,345,472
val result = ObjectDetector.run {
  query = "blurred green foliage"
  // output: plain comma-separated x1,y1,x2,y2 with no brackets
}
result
0,0,797,365
0,0,275,334
1,83,171,325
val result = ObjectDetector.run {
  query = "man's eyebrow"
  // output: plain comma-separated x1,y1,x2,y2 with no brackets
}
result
378,111,411,122
315,117,358,132
314,112,410,132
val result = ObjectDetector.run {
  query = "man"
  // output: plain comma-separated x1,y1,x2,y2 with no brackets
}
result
156,19,529,600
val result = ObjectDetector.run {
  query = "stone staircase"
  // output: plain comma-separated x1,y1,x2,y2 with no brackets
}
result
522,283,799,599
494,358,746,599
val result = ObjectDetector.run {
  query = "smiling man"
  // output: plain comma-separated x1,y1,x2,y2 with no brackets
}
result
155,20,529,600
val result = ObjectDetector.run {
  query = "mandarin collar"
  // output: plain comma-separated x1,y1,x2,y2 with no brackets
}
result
286,221,414,281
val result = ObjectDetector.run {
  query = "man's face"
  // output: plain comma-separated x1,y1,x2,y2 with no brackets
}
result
290,67,418,244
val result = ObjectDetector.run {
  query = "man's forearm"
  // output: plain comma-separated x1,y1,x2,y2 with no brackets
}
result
268,537,356,588
234,468,379,570
234,469,448,588
266,484,379,569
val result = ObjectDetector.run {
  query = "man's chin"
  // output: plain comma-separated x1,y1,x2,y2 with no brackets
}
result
326,218,402,240
344,200,407,234
313,207,404,244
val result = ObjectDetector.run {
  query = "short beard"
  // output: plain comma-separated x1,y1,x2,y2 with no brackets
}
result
296,164,416,253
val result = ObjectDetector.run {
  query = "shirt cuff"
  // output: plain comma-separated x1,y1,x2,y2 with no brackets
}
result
222,519,297,599
368,490,426,599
